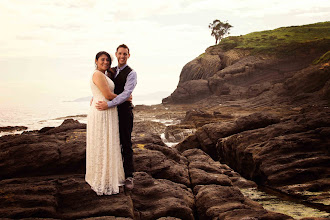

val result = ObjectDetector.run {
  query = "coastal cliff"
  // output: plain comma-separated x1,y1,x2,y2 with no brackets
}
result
163,22,330,105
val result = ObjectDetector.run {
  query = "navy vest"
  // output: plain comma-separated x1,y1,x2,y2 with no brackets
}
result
110,65,133,108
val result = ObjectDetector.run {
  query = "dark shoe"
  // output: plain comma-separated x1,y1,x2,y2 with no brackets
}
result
125,177,134,190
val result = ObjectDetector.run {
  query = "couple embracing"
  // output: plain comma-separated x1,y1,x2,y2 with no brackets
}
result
85,44,137,195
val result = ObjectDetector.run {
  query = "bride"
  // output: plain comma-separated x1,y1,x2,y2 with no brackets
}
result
85,51,125,195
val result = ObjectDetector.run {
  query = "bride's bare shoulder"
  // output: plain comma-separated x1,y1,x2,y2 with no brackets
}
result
93,70,104,76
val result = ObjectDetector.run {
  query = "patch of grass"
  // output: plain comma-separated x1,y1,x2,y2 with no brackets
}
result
218,21,330,56
198,53,205,58
313,51,330,64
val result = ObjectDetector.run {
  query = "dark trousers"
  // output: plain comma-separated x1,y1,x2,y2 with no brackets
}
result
118,104,134,178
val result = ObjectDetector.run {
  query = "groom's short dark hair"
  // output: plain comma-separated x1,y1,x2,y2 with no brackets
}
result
117,44,129,53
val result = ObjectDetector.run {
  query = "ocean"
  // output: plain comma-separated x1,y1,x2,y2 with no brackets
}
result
0,98,161,137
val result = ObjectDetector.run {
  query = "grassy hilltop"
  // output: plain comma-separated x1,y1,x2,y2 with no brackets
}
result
216,21,330,58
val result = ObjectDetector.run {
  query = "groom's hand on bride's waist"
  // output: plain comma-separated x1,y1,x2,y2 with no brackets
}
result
95,101,108,111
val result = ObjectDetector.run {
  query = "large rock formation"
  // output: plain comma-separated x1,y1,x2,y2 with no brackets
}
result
175,107,330,212
0,118,298,219
163,28,330,106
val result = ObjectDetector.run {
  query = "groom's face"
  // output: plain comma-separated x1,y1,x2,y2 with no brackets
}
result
116,47,130,67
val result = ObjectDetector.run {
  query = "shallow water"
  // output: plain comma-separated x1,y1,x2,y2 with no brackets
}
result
160,133,179,147
241,187,330,219
0,102,89,137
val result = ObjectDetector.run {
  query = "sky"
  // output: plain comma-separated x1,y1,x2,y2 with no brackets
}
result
0,0,329,105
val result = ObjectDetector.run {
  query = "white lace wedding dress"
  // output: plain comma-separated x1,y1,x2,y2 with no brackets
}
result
85,70,125,195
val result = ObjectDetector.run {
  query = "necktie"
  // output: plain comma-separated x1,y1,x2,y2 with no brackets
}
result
116,68,120,78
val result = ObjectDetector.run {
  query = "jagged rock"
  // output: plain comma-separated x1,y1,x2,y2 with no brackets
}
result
42,119,86,135
183,109,214,122
181,109,226,127
133,120,166,136
194,185,292,220
178,54,221,83
174,134,201,153
131,172,194,220
168,79,211,103
132,120,167,146
282,64,330,100
132,133,165,146
217,108,330,208
133,144,190,186
1,103,328,219
176,107,330,211
193,112,280,160
182,149,287,220
183,149,257,189
163,37,329,106
0,125,86,179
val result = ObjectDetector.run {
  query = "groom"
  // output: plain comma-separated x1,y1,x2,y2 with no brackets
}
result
95,44,137,190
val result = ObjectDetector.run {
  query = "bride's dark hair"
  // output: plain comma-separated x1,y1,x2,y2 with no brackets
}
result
95,51,112,65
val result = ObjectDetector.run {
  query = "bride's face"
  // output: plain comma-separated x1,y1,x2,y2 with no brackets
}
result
95,54,110,72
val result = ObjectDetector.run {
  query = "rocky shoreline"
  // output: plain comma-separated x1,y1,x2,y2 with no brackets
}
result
0,102,329,219
1,22,329,220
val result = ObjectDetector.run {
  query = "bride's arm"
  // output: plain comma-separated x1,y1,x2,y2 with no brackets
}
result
92,71,117,100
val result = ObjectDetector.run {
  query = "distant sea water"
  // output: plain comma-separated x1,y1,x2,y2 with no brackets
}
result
0,96,163,137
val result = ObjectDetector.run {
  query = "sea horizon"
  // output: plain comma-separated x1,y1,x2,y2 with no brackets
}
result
0,93,166,136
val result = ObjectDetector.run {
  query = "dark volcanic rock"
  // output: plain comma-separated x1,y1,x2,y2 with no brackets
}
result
282,64,330,102
175,134,201,153
163,37,330,106
182,149,287,220
181,109,232,127
132,133,165,146
0,120,86,179
165,79,212,103
183,109,214,122
133,144,190,186
218,109,330,185
133,120,166,135
183,149,257,189
176,107,330,211
0,174,134,219
217,108,330,209
132,120,166,146
181,112,280,160
42,119,86,135
194,185,292,220
1,110,326,219
178,53,221,83
0,126,28,132
132,172,195,220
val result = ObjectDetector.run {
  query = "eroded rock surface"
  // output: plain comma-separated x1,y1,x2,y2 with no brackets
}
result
0,117,296,219
163,43,330,106
175,107,330,211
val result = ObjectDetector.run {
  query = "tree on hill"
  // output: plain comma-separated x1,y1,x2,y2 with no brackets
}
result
209,19,233,44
